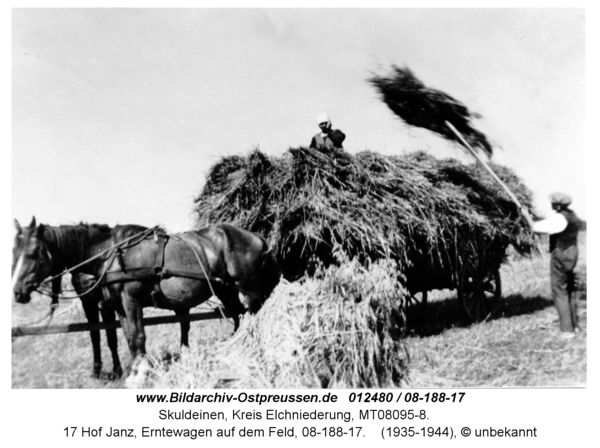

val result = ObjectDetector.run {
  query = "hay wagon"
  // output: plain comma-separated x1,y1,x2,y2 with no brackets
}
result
404,241,504,322
194,148,535,324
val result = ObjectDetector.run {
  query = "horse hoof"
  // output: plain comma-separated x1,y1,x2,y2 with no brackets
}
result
113,366,123,379
125,358,152,389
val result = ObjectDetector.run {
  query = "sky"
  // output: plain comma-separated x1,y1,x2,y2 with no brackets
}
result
10,8,591,232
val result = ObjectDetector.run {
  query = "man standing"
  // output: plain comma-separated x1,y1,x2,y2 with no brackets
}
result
521,193,582,339
309,113,346,151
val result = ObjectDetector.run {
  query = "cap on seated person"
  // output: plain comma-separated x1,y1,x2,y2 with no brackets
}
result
317,113,331,126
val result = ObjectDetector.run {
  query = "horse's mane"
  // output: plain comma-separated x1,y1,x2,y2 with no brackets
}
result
43,223,112,267
113,224,149,240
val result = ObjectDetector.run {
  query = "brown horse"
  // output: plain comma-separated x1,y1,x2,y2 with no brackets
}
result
101,224,280,364
13,218,150,378
13,219,280,377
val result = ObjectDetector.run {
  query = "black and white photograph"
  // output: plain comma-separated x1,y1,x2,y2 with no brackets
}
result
10,6,590,398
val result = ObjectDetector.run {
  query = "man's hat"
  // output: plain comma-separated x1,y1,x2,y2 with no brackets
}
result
317,113,331,125
549,192,572,206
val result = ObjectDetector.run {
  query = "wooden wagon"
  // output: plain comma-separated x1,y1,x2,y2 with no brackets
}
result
403,240,506,322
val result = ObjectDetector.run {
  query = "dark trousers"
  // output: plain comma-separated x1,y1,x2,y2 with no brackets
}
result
550,246,578,332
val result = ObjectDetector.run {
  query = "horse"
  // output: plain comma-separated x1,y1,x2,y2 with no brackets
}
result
101,224,280,365
13,219,280,378
13,217,150,378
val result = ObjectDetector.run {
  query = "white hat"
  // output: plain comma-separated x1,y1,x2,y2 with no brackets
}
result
317,113,331,125
549,192,572,206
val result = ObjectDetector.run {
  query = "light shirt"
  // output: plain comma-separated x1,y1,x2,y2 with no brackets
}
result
532,211,568,235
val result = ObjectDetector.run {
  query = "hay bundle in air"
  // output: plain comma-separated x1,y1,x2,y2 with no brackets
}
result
193,146,536,285
368,65,493,157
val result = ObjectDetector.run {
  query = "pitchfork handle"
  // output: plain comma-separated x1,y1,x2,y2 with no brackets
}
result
445,121,523,209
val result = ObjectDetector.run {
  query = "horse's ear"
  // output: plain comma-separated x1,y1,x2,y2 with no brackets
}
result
14,219,21,235
37,223,46,239
29,216,36,229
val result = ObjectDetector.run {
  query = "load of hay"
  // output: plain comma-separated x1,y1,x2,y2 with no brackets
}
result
193,147,536,288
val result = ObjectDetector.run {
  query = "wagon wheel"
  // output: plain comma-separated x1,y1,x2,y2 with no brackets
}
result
407,290,428,309
457,268,501,322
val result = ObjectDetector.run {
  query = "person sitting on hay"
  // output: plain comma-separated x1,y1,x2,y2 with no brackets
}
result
521,192,583,339
309,113,346,152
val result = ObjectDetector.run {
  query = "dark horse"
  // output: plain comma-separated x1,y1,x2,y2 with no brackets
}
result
13,217,150,378
12,218,280,378
102,224,280,365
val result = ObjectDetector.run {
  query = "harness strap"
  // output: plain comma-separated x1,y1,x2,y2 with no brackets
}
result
50,277,61,307
40,226,160,285
76,250,119,298
167,232,218,298
102,268,221,285
150,231,168,307
39,245,121,298
154,231,168,274
44,227,230,311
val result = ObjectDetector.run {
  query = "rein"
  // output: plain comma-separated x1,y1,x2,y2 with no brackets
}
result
15,305,57,330
165,231,218,298
18,225,240,329
35,226,221,302
37,226,160,288
27,225,256,331
164,232,236,327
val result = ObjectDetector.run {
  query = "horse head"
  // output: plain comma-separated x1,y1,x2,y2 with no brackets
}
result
239,246,281,314
12,217,54,304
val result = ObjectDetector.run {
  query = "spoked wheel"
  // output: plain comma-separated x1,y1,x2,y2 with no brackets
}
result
457,269,501,322
407,291,428,310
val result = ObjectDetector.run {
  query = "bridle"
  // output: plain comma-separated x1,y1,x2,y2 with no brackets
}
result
13,235,54,298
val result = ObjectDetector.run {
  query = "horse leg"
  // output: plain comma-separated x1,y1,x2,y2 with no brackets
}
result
51,276,61,310
119,289,153,388
120,290,146,359
214,285,244,332
174,308,191,347
231,309,240,332
72,275,103,378
99,300,122,378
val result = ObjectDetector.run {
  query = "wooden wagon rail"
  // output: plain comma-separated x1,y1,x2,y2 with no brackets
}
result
12,309,232,338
